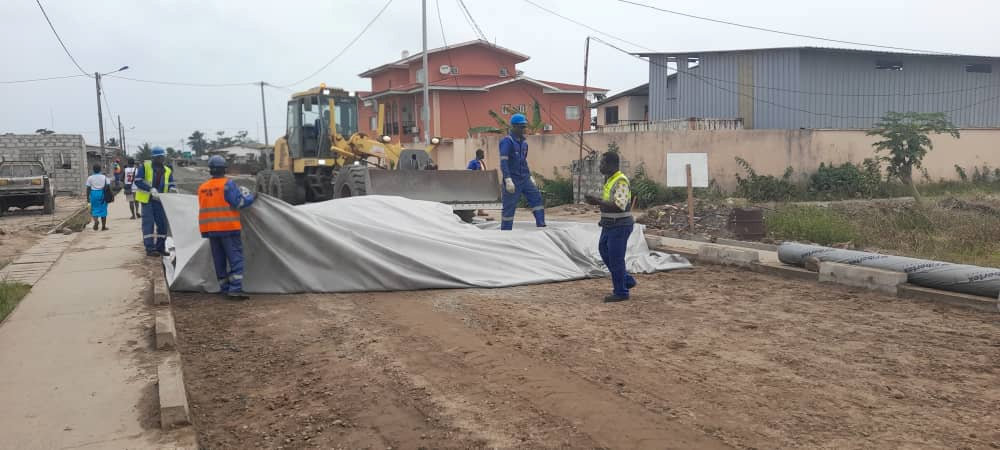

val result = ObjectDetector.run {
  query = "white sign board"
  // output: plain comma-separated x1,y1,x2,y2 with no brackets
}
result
666,153,709,188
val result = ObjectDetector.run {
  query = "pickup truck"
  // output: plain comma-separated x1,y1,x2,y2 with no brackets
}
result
0,159,55,215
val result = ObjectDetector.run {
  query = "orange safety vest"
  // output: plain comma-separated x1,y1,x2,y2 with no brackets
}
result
197,178,241,234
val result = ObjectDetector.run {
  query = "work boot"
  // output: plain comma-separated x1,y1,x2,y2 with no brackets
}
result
136,212,141,218
626,278,637,289
226,291,250,301
603,294,630,303
93,221,99,231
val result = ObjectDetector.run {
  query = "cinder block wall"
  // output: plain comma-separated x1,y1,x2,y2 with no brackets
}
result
0,134,88,196
571,157,631,203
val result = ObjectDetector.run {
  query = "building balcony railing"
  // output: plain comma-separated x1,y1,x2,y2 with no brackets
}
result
595,118,744,133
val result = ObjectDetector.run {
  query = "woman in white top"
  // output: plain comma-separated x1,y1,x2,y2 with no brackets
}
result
85,164,111,231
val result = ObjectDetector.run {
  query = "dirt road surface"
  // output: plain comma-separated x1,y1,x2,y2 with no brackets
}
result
172,265,999,449
0,196,86,264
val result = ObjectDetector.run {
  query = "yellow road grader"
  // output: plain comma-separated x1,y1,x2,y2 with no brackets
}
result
255,85,501,221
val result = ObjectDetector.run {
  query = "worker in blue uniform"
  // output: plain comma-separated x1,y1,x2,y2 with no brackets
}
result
198,156,255,300
134,147,176,256
466,148,487,170
499,113,545,230
584,151,637,303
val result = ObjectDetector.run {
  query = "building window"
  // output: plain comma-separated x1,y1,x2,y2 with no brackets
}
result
876,60,904,71
450,66,459,75
687,57,700,69
416,68,426,83
966,63,992,73
499,67,509,77
370,116,377,132
566,105,580,120
501,104,512,115
604,106,619,125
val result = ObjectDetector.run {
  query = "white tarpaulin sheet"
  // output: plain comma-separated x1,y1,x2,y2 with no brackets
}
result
159,194,691,294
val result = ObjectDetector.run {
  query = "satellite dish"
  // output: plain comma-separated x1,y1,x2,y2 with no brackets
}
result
439,64,451,75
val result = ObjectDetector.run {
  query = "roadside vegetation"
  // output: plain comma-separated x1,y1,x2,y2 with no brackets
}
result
621,111,1000,266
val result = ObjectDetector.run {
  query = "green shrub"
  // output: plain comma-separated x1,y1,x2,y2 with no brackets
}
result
534,169,574,207
734,157,799,202
807,160,883,199
630,163,686,208
766,206,857,245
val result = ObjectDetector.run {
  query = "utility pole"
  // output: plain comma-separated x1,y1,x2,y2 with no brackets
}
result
576,37,590,203
259,81,270,145
117,115,124,157
421,0,431,143
95,72,107,169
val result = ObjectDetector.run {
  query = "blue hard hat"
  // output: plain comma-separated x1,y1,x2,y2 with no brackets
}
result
510,113,528,125
151,146,166,157
208,155,227,169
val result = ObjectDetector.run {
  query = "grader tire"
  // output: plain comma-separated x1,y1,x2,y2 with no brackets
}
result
270,170,303,205
333,166,368,198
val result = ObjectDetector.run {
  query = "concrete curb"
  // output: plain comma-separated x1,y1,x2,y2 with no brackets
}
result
697,244,760,268
45,204,89,235
898,284,1000,313
149,262,193,432
648,237,997,314
155,309,177,350
818,261,908,295
157,353,192,429
153,272,171,306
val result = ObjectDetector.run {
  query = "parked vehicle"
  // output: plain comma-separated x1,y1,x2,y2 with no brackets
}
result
0,158,55,215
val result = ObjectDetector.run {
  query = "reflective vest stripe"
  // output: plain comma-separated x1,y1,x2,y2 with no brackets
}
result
198,178,241,233
135,161,172,204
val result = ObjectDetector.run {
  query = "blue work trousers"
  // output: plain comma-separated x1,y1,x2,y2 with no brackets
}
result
500,177,545,230
599,224,636,298
141,202,169,254
210,234,245,293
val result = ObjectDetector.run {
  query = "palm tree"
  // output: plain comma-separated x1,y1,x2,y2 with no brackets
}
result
468,98,547,135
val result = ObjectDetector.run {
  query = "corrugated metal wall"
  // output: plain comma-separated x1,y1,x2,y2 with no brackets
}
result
649,49,1000,129
798,49,1000,128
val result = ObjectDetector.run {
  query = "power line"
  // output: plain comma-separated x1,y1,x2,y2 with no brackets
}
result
616,0,953,55
456,0,487,41
34,0,89,75
0,74,88,84
105,75,257,88
524,4,1000,98
275,0,395,88
436,0,473,132
523,0,653,52
591,36,1000,120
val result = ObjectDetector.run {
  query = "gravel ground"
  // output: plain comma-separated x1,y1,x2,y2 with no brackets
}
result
172,265,999,449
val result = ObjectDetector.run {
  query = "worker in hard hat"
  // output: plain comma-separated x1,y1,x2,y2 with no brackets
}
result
198,156,255,300
134,147,176,257
499,113,545,230
584,151,637,303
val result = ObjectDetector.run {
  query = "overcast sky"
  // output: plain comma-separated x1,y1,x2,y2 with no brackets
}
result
2,0,997,150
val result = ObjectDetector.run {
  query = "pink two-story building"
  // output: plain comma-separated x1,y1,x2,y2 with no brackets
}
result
358,39,606,142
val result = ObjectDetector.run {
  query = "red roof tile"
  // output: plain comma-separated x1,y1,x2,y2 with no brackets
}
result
535,80,609,92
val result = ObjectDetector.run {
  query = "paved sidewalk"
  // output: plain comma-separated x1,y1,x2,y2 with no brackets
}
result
0,199,194,448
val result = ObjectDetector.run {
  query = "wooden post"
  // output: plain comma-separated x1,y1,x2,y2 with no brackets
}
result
686,163,694,233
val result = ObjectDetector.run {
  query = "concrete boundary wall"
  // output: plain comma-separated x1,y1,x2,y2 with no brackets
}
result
0,134,89,196
438,128,1000,192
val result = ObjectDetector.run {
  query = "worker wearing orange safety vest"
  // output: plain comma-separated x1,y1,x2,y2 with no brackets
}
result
198,155,255,300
